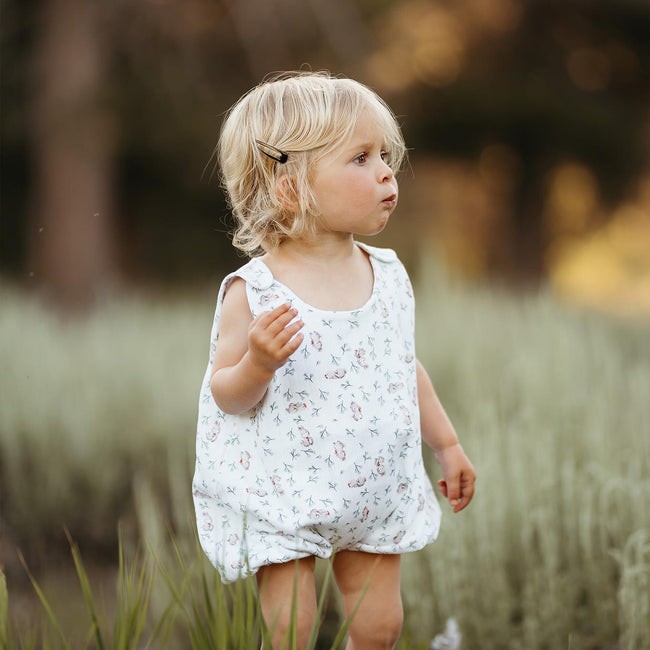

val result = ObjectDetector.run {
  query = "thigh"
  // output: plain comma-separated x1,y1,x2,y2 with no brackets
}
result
333,551,402,623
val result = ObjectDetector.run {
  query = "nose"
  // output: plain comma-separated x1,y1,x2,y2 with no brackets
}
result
378,158,394,182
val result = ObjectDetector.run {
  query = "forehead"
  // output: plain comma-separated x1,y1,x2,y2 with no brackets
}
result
349,110,388,142
329,109,390,157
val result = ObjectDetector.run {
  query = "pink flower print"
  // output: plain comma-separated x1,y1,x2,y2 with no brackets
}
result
329,533,342,545
239,451,251,470
324,368,346,379
299,426,313,447
375,456,386,476
200,511,213,532
350,402,363,421
310,331,323,351
360,506,370,523
259,292,280,306
397,482,408,494
388,382,404,393
348,476,366,488
308,509,330,520
205,420,220,442
227,533,240,545
271,475,284,495
286,402,308,413
354,348,368,368
245,487,267,497
392,530,406,544
334,441,346,460
418,493,425,511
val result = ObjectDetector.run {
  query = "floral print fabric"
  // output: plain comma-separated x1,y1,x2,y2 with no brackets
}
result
193,243,440,583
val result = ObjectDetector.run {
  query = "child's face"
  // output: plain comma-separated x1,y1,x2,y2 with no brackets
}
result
310,110,399,238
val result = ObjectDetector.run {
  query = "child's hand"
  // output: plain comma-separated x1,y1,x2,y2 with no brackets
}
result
435,443,476,513
247,303,304,375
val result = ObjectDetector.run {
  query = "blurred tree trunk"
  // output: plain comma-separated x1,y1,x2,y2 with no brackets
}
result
228,0,293,78
29,0,118,310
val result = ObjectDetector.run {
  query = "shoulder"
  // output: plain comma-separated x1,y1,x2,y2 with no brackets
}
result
217,256,278,324
223,257,275,292
216,258,267,325
221,276,247,309
217,278,253,339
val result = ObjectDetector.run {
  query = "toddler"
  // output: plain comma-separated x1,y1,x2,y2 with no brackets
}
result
193,71,476,650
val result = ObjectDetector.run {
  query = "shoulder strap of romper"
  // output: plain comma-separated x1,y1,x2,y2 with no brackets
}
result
355,242,398,264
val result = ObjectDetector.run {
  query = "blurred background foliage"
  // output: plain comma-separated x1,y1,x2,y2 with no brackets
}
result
1,0,649,313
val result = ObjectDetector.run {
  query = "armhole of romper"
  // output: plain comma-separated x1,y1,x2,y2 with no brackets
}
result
208,267,251,367
219,275,264,336
208,259,275,364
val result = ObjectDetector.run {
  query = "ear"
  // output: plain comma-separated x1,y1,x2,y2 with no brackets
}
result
275,174,299,212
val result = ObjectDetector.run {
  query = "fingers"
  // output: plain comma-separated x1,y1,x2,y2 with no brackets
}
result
249,303,304,370
458,472,476,511
438,473,476,513
445,476,462,511
257,303,299,331
276,321,304,356
437,478,463,511
274,315,304,348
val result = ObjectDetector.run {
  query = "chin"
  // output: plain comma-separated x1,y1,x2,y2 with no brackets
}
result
357,214,390,237
375,216,390,233
365,223,388,237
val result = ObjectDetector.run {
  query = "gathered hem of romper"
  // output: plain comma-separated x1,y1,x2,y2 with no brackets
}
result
205,523,441,584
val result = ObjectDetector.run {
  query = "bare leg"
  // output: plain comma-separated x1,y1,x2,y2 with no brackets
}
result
257,556,318,650
333,551,403,650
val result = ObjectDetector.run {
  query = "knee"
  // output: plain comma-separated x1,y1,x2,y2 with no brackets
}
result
347,605,404,648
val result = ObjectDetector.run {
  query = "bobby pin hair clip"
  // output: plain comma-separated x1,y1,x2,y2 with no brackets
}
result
256,140,289,164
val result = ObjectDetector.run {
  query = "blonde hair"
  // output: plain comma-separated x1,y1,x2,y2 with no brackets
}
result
217,71,406,255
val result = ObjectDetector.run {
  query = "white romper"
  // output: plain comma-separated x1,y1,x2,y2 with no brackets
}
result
193,243,441,583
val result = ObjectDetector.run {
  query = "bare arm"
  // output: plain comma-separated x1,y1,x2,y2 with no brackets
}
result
416,359,476,512
210,279,304,414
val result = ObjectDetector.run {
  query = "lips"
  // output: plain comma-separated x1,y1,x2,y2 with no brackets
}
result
382,193,397,207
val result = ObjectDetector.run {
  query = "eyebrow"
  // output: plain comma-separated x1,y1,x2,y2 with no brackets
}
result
343,141,386,155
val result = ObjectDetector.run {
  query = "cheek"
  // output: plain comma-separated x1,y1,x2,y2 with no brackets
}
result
313,170,375,212
344,176,375,204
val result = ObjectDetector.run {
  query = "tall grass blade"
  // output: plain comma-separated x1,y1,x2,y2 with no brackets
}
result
65,531,106,650
0,569,8,650
306,557,335,650
17,552,72,650
112,538,156,650
616,529,650,649
328,578,370,650
245,574,259,649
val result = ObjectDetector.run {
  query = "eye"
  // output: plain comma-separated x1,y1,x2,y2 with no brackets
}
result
380,151,390,164
354,153,368,165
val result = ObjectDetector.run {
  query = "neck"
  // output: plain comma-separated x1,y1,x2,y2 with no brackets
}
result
274,233,358,265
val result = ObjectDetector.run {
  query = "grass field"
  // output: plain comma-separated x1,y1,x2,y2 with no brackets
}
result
1,274,649,649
